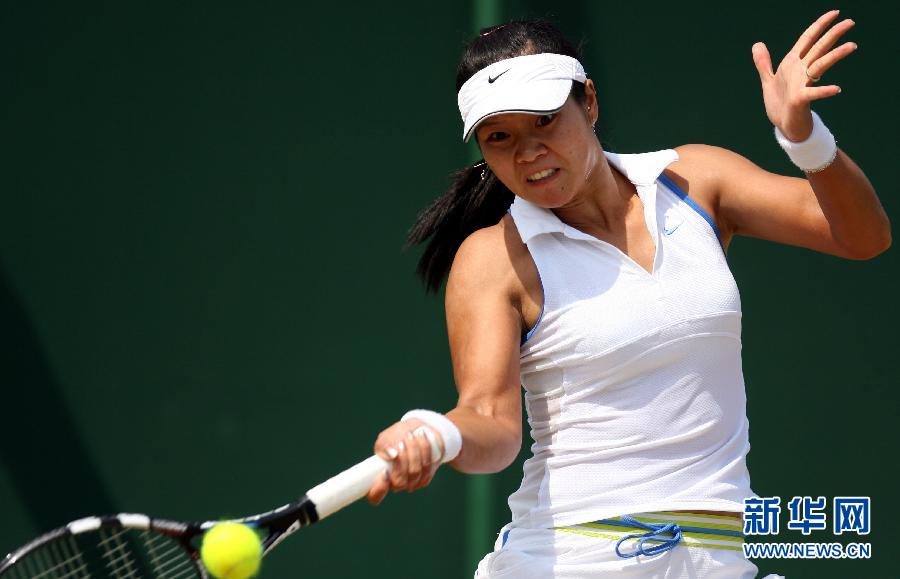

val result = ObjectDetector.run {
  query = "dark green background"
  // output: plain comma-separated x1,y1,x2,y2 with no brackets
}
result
1,1,896,577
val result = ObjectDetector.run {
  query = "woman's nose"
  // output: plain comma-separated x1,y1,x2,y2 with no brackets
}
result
516,136,547,164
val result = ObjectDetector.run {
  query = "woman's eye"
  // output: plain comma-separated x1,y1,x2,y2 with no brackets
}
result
537,114,556,127
487,131,509,142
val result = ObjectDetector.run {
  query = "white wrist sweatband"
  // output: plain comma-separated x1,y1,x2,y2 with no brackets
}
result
401,409,462,463
774,110,838,174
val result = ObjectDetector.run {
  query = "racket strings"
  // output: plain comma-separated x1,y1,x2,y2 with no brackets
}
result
5,529,201,578
139,533,197,579
49,539,87,579
7,536,88,579
98,529,141,578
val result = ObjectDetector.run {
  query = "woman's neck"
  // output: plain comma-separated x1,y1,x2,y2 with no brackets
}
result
553,147,636,234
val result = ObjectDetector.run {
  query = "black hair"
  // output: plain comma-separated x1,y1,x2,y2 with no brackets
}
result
406,19,586,293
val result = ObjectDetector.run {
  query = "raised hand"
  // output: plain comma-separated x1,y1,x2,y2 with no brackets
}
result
751,10,858,142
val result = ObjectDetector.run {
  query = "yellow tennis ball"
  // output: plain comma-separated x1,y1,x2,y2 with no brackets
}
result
200,522,262,579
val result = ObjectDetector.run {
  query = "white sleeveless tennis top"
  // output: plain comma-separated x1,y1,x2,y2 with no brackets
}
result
506,149,752,530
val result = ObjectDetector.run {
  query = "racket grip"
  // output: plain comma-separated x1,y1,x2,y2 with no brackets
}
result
305,434,442,520
306,455,388,520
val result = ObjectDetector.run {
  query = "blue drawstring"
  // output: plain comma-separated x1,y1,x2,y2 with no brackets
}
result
614,515,683,558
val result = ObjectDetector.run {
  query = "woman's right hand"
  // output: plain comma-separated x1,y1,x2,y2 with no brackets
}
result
367,418,445,506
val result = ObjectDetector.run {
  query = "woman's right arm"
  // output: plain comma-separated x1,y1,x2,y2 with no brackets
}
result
443,226,524,473
367,225,524,504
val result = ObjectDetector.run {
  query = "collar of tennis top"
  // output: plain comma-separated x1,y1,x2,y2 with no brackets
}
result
457,53,587,142
509,149,681,243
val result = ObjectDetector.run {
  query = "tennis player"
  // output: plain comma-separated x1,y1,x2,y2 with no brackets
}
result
367,12,888,578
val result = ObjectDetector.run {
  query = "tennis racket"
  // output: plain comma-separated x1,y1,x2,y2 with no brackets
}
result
0,429,441,578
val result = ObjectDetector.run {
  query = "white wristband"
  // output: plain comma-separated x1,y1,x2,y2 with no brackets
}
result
774,110,838,174
401,409,462,464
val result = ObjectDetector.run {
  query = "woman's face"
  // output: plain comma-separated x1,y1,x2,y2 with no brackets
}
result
475,81,600,209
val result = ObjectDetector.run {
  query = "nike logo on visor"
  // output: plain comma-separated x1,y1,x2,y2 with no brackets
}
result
488,70,509,83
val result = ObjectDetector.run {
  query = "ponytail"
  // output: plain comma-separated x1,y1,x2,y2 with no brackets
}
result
405,161,513,293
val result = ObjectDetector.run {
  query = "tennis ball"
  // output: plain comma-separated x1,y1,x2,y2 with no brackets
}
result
200,522,262,579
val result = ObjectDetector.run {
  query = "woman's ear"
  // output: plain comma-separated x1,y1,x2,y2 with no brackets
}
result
584,79,599,125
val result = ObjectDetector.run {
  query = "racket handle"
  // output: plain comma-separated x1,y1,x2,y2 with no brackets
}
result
305,432,442,520
305,455,387,519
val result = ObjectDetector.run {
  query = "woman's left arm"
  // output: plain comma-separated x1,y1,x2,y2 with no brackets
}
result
692,10,891,259
692,145,890,259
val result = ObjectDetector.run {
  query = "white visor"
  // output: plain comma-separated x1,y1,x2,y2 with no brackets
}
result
457,53,587,142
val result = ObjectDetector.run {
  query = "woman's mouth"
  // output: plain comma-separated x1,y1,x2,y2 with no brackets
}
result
526,168,558,183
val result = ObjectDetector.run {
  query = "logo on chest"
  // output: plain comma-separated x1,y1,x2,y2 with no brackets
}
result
664,208,686,236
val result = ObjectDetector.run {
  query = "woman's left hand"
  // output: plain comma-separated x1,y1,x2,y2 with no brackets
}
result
751,10,857,142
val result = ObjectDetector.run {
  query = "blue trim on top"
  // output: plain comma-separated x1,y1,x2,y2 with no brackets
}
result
656,173,724,250
509,202,545,346
521,265,545,345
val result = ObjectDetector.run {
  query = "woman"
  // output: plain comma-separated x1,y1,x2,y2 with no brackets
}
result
367,12,888,578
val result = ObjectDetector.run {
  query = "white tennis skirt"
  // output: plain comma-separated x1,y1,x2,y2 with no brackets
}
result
474,511,784,579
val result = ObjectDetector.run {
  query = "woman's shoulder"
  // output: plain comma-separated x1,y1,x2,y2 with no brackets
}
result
664,145,732,243
665,144,729,191
447,214,538,302
666,143,756,191
450,215,527,279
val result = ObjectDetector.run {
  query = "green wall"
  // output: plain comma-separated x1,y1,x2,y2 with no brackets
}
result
2,2,896,577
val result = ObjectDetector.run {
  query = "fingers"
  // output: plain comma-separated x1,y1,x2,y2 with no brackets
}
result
367,464,391,505
404,431,423,491
414,426,441,468
790,10,842,58
411,428,436,489
399,428,438,491
370,419,442,505
390,439,409,489
808,41,858,83
803,18,855,63
751,42,773,83
802,84,843,103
